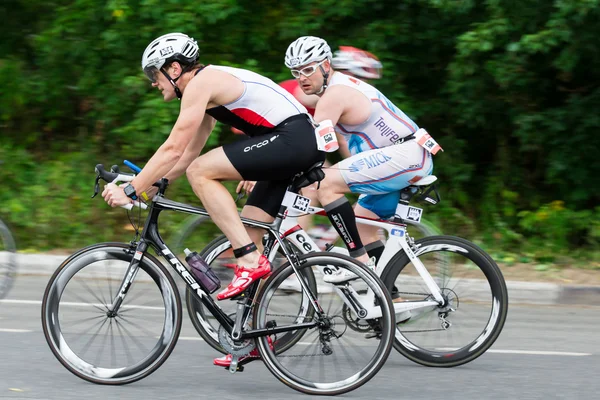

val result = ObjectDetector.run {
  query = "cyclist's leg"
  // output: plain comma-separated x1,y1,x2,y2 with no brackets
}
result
321,143,433,262
297,159,331,232
187,147,263,270
242,180,291,249
193,117,323,299
316,167,368,263
352,193,406,274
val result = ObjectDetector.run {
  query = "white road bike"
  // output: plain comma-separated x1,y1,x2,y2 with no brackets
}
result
187,175,509,367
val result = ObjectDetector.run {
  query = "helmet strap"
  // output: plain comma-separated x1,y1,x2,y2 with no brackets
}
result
316,63,330,95
160,68,183,100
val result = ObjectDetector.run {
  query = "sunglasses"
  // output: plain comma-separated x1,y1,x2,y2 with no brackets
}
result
290,59,326,78
143,66,160,83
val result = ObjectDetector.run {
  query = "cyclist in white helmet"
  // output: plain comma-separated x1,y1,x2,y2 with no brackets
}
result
285,36,440,282
298,45,385,245
103,33,325,302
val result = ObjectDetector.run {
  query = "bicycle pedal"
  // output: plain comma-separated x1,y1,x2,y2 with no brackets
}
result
224,365,244,372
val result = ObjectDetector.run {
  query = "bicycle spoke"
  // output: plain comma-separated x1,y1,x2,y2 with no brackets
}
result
79,317,110,359
72,278,110,312
60,313,107,328
94,320,112,366
115,319,135,366
116,313,162,339
62,316,109,345
114,318,151,355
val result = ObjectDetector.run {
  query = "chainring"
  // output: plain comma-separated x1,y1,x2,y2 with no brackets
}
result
342,304,372,332
217,316,255,356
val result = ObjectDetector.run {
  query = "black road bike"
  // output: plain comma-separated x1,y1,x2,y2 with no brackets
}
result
41,163,396,395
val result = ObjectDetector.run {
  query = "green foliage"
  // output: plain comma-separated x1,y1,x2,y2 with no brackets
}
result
0,0,598,261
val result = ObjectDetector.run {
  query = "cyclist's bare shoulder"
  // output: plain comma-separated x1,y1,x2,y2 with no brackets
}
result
188,66,245,107
319,85,370,125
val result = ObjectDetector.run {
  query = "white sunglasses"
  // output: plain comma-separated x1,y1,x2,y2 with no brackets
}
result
290,60,327,78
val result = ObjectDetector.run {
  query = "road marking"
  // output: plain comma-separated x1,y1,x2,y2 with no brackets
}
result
177,336,204,341
1,299,164,311
0,299,41,305
437,348,591,356
486,349,591,356
0,328,594,357
0,329,33,333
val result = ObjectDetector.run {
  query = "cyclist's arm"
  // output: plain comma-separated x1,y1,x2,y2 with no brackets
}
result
164,115,217,182
294,87,319,109
130,74,213,193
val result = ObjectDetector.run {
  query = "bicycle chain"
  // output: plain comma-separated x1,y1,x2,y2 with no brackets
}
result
265,313,315,321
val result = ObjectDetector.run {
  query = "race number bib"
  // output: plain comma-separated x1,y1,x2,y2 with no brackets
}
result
395,203,424,223
283,191,311,212
414,128,443,155
314,120,339,152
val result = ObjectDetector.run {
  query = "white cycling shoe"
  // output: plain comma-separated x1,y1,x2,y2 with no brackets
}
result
323,256,376,284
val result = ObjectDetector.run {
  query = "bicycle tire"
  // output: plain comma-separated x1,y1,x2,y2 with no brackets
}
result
380,235,508,367
42,242,182,384
0,218,17,300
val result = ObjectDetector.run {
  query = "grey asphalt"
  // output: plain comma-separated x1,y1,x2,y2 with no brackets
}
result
1,274,599,400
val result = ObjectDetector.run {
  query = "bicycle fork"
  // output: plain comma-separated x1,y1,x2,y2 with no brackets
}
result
109,241,146,315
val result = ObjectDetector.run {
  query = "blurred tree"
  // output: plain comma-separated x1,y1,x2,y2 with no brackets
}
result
0,0,598,253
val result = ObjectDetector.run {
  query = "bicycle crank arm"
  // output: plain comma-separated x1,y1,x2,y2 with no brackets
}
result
335,286,368,318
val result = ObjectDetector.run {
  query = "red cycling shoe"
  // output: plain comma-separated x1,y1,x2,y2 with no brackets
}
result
216,255,271,300
213,337,274,368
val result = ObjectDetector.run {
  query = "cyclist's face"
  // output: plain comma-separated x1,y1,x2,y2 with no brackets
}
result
149,64,179,102
293,60,330,95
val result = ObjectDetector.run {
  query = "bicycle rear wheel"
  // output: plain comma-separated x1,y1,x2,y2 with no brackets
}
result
254,252,395,395
0,219,17,299
381,235,508,367
42,243,182,384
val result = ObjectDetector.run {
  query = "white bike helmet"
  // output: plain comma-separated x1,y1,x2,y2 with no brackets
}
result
331,46,383,80
141,32,199,98
285,36,332,69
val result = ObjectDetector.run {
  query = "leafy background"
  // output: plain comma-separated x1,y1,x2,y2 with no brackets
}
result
0,0,598,268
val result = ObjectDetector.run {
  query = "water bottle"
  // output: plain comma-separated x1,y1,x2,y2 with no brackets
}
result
184,248,221,293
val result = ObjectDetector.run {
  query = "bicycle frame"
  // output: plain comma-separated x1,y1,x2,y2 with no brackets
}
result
110,195,322,341
277,192,445,318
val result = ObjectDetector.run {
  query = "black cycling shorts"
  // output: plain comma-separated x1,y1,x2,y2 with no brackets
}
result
223,115,325,217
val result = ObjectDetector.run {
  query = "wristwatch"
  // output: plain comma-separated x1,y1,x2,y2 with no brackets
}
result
123,184,138,200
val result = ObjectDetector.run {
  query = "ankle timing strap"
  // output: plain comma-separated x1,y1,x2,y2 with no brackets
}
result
233,243,258,258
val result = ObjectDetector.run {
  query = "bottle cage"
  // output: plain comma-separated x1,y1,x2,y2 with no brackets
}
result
399,183,441,206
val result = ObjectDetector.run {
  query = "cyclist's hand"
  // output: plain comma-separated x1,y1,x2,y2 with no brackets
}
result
102,183,133,208
236,180,256,195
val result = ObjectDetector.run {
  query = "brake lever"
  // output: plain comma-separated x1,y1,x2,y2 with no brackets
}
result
92,176,101,198
234,191,245,203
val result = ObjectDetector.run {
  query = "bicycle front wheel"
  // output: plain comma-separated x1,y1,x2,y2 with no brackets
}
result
254,252,395,395
41,243,182,384
381,235,508,367
0,219,17,299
